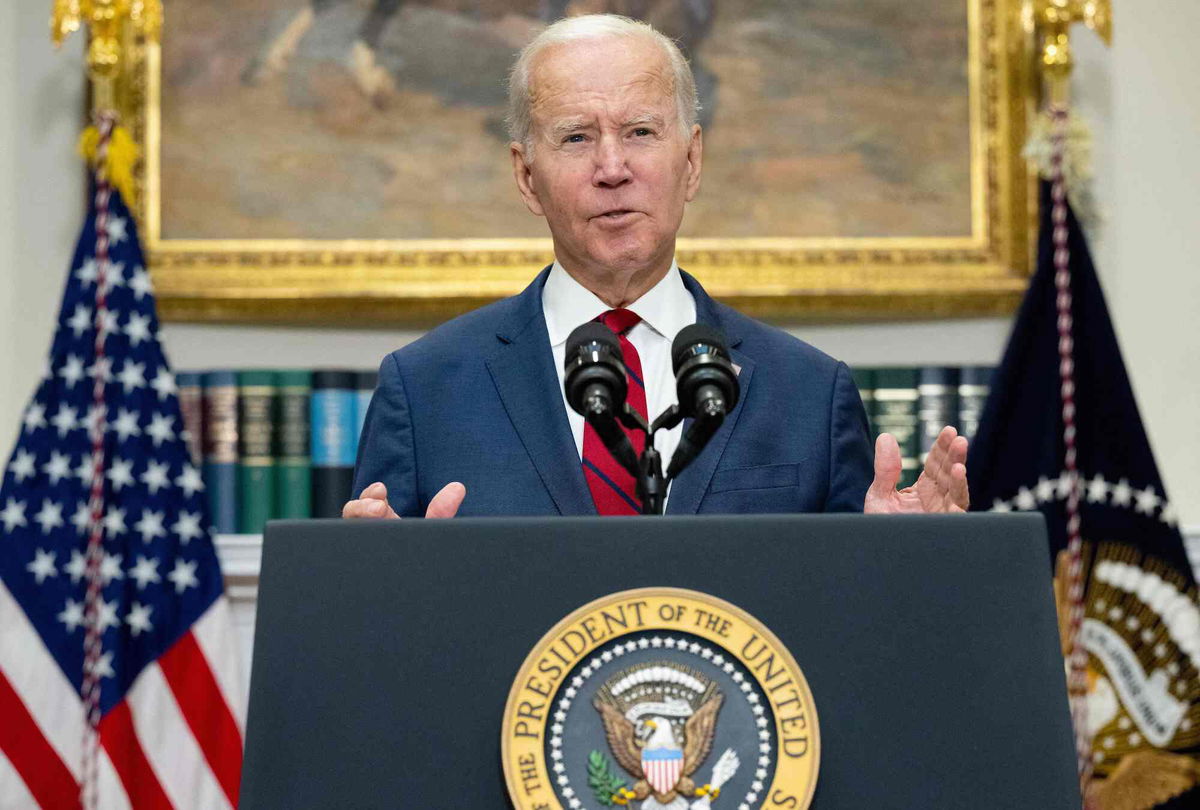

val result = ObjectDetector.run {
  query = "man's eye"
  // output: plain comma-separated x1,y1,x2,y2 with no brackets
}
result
633,127,654,137
564,134,586,144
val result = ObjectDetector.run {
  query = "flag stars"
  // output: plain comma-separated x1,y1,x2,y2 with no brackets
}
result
116,361,146,393
66,305,92,337
128,266,152,300
84,405,108,435
75,455,97,487
50,404,78,437
65,548,88,583
75,258,99,285
106,216,128,245
59,354,86,388
1134,486,1161,516
42,451,73,485
58,599,85,633
26,549,58,584
1086,474,1109,504
102,506,127,537
9,449,36,482
100,552,124,586
125,312,152,346
175,465,204,497
106,458,136,491
140,460,171,494
110,408,141,441
134,509,167,544
1,498,28,531
97,261,125,295
167,559,200,593
172,511,204,544
85,651,115,680
1035,476,1057,503
23,403,47,434
88,356,113,384
150,367,176,400
129,555,161,589
146,413,176,447
93,598,120,633
70,501,92,534
33,499,64,534
1014,487,1038,511
97,308,119,337
1111,479,1133,507
126,602,153,637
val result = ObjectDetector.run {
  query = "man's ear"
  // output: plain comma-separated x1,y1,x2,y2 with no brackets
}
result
684,124,703,202
510,142,545,217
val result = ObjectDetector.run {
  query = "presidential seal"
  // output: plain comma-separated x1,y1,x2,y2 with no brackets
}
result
502,588,819,810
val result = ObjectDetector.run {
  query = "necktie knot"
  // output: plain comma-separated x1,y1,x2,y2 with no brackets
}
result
597,308,641,335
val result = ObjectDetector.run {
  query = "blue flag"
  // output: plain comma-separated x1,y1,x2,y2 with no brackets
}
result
0,172,242,807
971,182,1198,807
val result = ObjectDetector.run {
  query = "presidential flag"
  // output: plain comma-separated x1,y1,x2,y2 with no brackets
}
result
970,121,1199,808
0,121,243,809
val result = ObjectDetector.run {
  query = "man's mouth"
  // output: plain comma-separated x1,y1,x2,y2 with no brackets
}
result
595,209,638,221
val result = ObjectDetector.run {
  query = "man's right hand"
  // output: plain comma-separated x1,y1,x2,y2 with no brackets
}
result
342,481,466,520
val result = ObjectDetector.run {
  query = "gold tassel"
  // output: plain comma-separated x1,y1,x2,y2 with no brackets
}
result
77,124,139,206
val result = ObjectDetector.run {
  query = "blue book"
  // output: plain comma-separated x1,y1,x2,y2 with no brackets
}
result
202,370,239,534
311,370,358,518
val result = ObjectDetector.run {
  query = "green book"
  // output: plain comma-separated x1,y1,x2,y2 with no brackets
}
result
237,370,277,534
276,370,312,519
873,368,920,488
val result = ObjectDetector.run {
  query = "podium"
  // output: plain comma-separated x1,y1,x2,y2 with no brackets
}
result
239,514,1081,809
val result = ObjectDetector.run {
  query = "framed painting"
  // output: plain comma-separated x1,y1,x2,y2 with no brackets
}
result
120,0,1036,324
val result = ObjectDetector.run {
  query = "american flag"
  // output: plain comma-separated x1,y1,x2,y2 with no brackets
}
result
0,124,243,809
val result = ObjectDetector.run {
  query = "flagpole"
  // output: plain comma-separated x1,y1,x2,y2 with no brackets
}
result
1027,1,1112,804
50,3,163,807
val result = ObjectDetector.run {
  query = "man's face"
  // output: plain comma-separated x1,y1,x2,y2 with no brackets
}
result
511,36,702,281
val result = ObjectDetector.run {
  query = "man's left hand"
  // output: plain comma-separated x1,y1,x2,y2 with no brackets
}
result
864,426,970,514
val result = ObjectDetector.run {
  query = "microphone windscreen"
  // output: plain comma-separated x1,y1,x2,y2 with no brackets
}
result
565,322,621,365
671,324,729,372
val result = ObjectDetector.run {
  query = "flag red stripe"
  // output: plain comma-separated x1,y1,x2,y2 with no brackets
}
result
0,667,81,810
158,631,243,807
99,700,174,810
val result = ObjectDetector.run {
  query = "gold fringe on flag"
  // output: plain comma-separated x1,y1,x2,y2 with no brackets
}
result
77,123,138,205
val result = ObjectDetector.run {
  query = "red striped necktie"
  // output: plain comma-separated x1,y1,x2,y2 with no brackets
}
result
582,308,648,515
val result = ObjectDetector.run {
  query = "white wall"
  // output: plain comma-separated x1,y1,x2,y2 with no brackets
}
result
1,0,1196,522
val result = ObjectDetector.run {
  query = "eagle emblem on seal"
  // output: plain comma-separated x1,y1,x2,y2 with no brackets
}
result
593,662,739,808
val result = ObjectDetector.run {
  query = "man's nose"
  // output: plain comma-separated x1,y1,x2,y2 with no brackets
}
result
592,138,632,188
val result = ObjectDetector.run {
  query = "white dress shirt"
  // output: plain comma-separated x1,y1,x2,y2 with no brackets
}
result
542,260,697,475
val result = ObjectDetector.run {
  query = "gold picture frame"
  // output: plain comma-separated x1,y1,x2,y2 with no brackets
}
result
120,0,1036,326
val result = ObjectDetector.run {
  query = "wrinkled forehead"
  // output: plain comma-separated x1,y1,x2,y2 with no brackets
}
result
528,37,677,124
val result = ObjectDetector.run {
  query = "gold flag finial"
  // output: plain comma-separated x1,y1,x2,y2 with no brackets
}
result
1026,0,1113,105
50,0,162,112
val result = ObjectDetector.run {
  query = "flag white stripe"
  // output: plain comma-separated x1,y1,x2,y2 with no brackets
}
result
0,749,39,810
125,662,232,810
0,579,85,779
190,597,245,732
97,749,133,810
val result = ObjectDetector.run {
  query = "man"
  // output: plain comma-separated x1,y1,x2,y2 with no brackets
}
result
345,14,969,520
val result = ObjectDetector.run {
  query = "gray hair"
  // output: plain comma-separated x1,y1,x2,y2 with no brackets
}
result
506,14,700,158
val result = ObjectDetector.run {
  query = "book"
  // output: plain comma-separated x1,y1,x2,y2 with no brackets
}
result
917,367,960,461
176,371,204,466
311,370,358,518
354,369,378,455
276,369,312,520
202,370,239,534
237,370,277,534
872,368,920,488
958,366,994,442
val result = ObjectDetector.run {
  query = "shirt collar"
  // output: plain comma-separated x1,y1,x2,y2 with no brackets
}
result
542,259,696,347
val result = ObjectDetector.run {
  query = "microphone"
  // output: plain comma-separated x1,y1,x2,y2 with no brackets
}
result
665,324,740,479
564,323,639,475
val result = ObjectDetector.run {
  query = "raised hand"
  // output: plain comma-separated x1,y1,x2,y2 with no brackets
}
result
342,481,466,520
864,426,969,514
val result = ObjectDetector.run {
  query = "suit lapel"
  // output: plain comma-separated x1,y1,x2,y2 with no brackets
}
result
666,273,756,515
486,269,595,516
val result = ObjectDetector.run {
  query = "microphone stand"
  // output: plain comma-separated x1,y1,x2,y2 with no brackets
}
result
616,404,695,516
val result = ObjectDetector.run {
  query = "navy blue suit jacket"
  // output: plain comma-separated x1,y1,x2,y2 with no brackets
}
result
352,268,873,516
